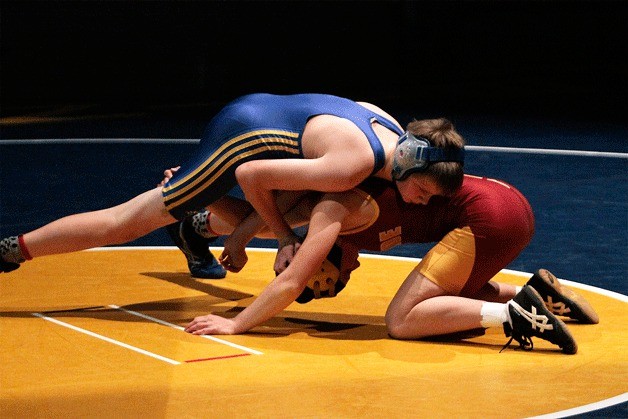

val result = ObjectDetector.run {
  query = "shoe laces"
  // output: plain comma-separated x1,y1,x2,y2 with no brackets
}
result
500,299,554,353
500,333,534,353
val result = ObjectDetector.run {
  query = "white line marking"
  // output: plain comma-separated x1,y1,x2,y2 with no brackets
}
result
83,246,628,302
31,246,625,417
109,305,264,355
1,139,626,158
356,253,628,300
32,312,181,365
0,138,200,145
465,145,627,159
498,268,628,302
527,392,628,419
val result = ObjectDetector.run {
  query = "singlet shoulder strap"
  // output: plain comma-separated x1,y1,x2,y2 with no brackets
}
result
371,114,404,137
364,112,404,174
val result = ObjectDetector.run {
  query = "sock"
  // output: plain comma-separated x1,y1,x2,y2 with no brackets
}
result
515,285,523,294
190,210,218,239
0,235,31,264
480,302,509,328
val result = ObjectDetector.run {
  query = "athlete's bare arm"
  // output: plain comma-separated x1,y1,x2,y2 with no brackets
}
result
235,116,377,268
184,195,354,335
214,188,373,273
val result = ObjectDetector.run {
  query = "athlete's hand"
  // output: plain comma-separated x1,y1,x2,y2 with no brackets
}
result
184,314,238,335
274,234,301,274
219,235,249,272
158,166,181,187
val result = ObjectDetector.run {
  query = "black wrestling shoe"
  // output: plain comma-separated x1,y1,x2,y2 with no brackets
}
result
1,236,22,273
165,219,226,279
526,269,599,324
0,259,20,273
502,285,577,355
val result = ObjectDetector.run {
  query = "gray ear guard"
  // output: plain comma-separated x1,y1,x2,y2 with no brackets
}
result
391,132,465,180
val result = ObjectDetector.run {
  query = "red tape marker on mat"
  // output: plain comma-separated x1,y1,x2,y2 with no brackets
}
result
185,353,252,363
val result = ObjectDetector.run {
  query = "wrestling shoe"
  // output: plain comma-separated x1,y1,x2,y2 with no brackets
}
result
0,259,20,273
526,269,600,324
1,236,22,273
526,269,599,324
502,285,577,354
165,219,226,279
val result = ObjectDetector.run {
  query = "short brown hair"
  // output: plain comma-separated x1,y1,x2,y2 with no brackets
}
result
406,118,465,195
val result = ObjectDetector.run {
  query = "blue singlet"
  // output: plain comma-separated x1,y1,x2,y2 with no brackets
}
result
163,93,403,219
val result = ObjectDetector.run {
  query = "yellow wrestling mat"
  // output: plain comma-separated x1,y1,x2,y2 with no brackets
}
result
1,248,626,418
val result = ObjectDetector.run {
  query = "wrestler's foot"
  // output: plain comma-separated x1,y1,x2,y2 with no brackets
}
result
188,258,228,279
1,236,22,273
526,269,599,324
166,219,226,279
502,285,577,354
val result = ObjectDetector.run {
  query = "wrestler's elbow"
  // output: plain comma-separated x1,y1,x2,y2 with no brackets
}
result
277,267,309,299
325,168,370,192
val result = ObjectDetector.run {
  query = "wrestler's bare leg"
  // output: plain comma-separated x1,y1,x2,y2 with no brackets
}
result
471,280,517,303
22,187,175,258
385,270,486,339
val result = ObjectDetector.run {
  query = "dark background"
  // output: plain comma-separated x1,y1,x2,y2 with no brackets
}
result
1,0,626,125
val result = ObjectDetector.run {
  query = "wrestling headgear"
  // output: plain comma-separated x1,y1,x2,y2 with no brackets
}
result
295,243,348,304
391,132,465,181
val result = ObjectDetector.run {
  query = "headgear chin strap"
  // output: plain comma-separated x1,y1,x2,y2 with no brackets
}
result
391,132,465,180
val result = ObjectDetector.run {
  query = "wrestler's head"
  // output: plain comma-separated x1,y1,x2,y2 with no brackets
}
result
295,241,358,304
392,118,465,200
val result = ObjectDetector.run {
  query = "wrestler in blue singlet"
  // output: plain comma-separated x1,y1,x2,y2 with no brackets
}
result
163,93,403,219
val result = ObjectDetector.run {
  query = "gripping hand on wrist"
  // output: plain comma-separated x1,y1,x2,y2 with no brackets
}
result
274,234,302,274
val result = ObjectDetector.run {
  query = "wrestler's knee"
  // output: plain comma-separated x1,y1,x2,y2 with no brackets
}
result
107,189,172,244
100,209,146,244
385,300,438,340
385,307,416,340
234,161,259,190
386,320,406,340
386,318,426,340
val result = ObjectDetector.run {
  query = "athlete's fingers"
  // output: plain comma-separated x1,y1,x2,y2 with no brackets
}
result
274,241,300,274
219,252,242,272
164,166,181,177
158,166,182,186
185,315,209,332
191,328,212,335
185,315,235,335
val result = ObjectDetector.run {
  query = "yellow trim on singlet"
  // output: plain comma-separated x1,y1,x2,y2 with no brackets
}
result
163,130,300,209
163,129,299,193
165,144,301,210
